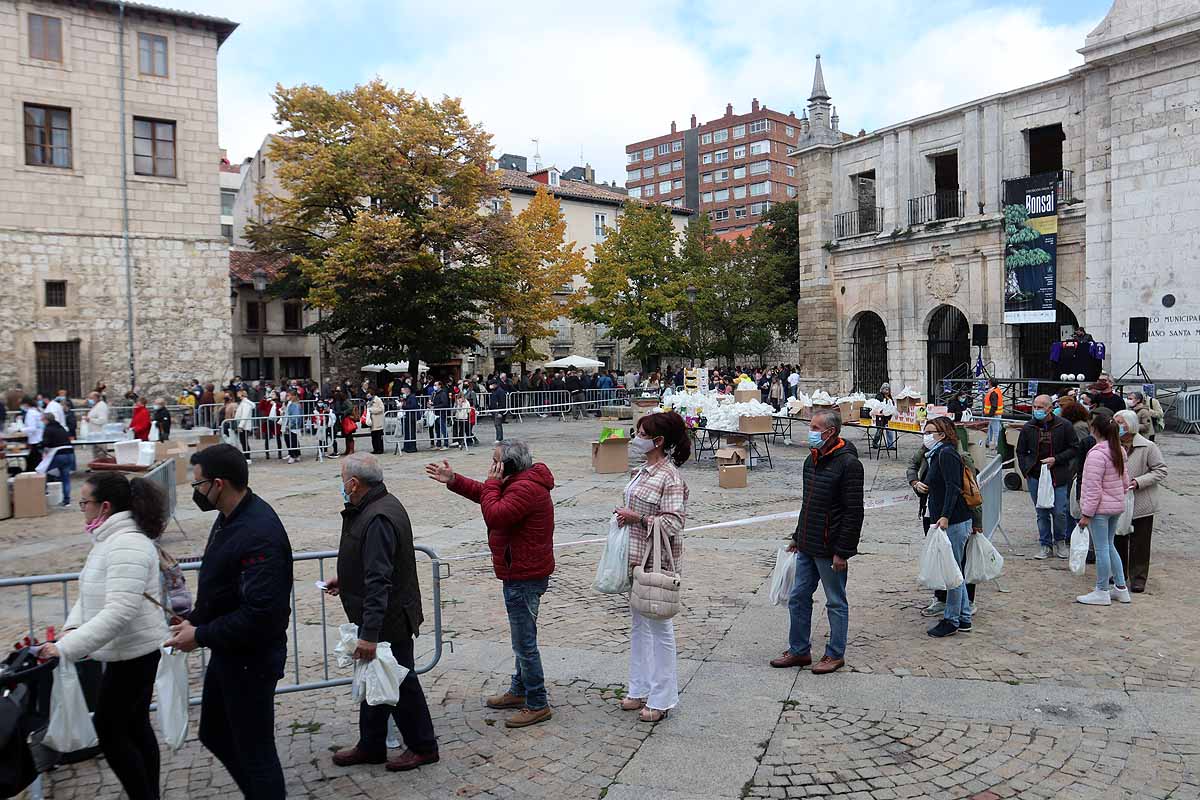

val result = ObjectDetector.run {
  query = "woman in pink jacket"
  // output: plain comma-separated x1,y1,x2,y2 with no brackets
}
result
1077,412,1132,606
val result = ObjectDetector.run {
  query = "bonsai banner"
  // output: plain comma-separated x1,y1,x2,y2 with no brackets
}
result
1003,181,1057,324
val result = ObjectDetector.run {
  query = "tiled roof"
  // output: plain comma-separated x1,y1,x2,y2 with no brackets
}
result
87,0,238,44
498,170,693,216
229,250,289,283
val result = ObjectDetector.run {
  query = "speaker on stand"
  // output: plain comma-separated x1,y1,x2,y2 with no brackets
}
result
971,324,990,380
1117,316,1151,384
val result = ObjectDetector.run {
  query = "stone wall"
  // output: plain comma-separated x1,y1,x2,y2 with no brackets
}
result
793,146,839,384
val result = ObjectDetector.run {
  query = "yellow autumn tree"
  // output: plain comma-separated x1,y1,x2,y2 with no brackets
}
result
493,186,588,369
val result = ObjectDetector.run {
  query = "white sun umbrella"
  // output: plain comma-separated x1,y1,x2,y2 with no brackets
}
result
543,355,604,369
360,361,428,373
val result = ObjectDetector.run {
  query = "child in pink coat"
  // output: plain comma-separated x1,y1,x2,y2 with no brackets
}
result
1077,412,1132,606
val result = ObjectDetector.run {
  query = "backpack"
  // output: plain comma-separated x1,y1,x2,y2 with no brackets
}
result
157,546,193,618
961,464,983,509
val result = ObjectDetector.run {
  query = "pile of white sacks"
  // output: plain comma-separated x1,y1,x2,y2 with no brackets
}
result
783,390,868,417
658,390,774,430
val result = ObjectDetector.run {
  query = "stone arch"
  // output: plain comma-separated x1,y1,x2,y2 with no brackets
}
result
1018,300,1082,381
926,304,971,400
848,310,889,394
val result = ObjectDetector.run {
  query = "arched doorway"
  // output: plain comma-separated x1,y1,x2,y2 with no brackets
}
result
850,312,888,394
927,305,970,400
1018,301,1080,380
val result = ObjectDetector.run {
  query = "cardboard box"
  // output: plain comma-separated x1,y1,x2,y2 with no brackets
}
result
896,397,919,413
734,388,759,404
837,401,853,420
738,415,772,434
591,439,629,474
173,451,192,484
12,472,47,519
715,446,747,467
196,434,220,452
719,464,748,489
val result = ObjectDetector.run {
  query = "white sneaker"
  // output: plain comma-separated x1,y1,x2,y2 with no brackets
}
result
1054,541,1070,559
286,457,295,464
1076,589,1112,606
1035,545,1053,560
969,601,978,616
920,599,946,617
1109,586,1132,604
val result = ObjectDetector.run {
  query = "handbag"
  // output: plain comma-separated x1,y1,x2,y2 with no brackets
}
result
341,416,357,435
630,518,681,620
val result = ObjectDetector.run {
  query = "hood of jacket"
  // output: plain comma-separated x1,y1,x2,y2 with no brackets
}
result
511,462,555,491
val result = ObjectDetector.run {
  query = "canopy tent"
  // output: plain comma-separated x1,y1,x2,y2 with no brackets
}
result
543,355,604,369
360,361,428,373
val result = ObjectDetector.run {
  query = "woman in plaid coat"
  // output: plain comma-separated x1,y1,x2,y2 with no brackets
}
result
613,412,691,722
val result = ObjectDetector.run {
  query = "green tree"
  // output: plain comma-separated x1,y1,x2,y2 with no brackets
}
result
246,80,512,371
755,200,801,342
573,202,683,367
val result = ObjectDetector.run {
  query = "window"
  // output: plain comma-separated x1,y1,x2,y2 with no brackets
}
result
644,184,654,196
23,104,71,168
749,119,771,133
751,201,772,215
713,129,728,143
1028,123,1065,175
671,159,682,171
133,118,176,177
220,189,236,216
490,198,503,213
714,149,728,163
44,281,67,307
786,165,796,177
548,170,559,187
786,185,797,198
657,163,670,176
628,151,640,163
245,301,267,332
750,161,770,175
34,341,80,398
733,166,746,179
749,140,770,155
589,212,608,240
672,198,683,207
733,185,747,199
657,143,669,155
28,14,62,62
138,33,168,76
700,133,712,145
701,153,712,165
709,209,729,221
627,168,640,181
702,191,713,203
733,124,745,139
645,167,657,179
221,224,233,242
713,188,729,201
642,147,653,160
278,357,311,380
702,172,713,183
241,357,274,382
785,125,795,138
734,206,747,219
283,301,303,332
629,186,642,198
750,180,771,196
672,179,682,189
658,180,671,194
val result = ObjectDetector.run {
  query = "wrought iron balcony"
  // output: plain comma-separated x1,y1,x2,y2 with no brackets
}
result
834,207,883,238
1002,169,1074,207
491,333,515,346
908,190,966,226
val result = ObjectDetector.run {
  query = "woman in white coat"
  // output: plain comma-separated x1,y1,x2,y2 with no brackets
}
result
235,390,256,461
41,472,169,800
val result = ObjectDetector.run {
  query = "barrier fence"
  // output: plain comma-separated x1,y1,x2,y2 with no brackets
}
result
218,414,337,462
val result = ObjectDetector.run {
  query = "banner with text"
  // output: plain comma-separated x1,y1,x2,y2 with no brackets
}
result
1004,180,1058,324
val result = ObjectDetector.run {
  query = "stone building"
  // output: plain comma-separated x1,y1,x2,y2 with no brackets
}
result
0,0,236,399
791,0,1200,398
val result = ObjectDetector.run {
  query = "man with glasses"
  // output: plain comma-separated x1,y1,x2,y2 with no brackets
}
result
165,444,293,799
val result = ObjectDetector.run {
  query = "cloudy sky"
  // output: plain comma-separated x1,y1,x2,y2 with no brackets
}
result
182,0,1111,182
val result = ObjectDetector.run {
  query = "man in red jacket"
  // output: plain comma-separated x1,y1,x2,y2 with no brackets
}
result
129,396,151,441
426,440,555,728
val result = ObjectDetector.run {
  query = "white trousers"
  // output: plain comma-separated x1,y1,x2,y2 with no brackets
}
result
628,606,679,711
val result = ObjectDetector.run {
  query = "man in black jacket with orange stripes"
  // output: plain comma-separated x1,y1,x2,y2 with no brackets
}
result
770,409,864,675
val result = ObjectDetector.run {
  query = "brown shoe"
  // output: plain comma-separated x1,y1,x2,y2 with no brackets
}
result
811,656,845,675
485,691,527,709
505,706,552,729
769,651,813,669
332,746,385,767
385,749,439,772
1131,580,1146,594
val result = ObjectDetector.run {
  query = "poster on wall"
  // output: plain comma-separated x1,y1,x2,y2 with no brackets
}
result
1003,180,1058,324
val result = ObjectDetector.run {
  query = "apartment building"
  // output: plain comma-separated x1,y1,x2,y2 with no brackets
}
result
0,0,237,398
219,149,241,243
625,119,698,213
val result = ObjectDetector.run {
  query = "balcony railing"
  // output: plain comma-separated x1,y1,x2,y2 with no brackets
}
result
908,190,966,226
492,333,515,346
1002,169,1074,207
834,207,883,238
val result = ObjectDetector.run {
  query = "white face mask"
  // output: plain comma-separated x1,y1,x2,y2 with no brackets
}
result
922,433,939,450
629,435,657,455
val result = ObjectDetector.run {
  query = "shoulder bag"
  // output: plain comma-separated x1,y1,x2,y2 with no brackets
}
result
630,517,681,620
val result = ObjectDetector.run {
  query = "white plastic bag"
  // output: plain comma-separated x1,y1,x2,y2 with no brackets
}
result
155,647,189,750
351,642,408,707
963,534,1004,583
768,547,796,606
334,623,359,669
593,515,631,594
43,659,98,753
917,525,963,591
1068,524,1090,575
1036,464,1055,509
1115,491,1135,537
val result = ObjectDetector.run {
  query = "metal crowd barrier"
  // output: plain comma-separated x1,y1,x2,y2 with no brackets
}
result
219,415,332,462
382,408,479,454
140,457,185,537
505,390,571,419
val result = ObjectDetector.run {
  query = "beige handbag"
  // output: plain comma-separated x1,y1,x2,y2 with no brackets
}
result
631,517,681,620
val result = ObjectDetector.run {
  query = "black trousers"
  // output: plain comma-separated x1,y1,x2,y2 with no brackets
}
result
199,653,285,800
94,650,161,800
371,429,385,454
1114,515,1153,587
286,430,300,458
357,635,437,759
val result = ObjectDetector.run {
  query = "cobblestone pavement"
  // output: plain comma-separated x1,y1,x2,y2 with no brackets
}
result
5,419,1200,799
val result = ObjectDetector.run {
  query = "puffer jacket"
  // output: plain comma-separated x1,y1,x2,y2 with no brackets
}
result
1080,442,1131,518
57,511,167,663
448,463,556,581
792,439,864,560
370,396,386,432
1126,434,1167,519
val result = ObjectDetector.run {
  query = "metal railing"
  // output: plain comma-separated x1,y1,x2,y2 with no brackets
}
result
834,207,883,238
1002,169,1074,207
908,190,966,226
382,408,479,453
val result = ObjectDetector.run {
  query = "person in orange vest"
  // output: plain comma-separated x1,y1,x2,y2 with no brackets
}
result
983,379,1004,449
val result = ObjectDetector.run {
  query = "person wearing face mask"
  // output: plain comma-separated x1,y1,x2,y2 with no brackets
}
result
772,410,863,674
920,417,976,637
431,381,452,451
368,389,386,455
1076,412,1133,606
1112,409,1167,593
325,454,439,772
129,396,151,441
1089,374,1126,415
983,378,1004,450
39,473,169,800
1016,394,1080,559
85,390,109,430
38,411,76,505
18,396,46,472
151,396,171,442
1123,391,1154,440
427,440,557,728
166,445,293,799
397,385,420,453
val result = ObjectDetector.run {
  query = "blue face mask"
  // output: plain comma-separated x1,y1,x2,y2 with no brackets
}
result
807,430,826,448
1052,406,1062,416
1118,425,1128,437
1032,409,1048,421
341,482,352,505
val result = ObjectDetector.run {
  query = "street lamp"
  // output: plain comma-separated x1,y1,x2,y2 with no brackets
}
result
685,285,697,368
252,268,267,382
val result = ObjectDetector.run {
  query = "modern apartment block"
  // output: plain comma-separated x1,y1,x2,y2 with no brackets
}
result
626,97,816,236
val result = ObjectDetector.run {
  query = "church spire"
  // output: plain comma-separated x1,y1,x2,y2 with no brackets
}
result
809,54,830,102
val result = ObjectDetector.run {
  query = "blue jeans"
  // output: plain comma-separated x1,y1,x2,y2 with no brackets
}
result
787,552,849,660
502,577,549,709
986,418,1002,447
1088,513,1126,592
943,521,973,626
48,449,77,504
1027,478,1070,547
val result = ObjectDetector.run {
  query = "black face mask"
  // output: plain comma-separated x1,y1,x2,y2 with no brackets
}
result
192,484,217,512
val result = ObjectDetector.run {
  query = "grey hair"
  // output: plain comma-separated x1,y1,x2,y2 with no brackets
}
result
495,439,533,473
1127,390,1144,402
811,409,842,436
342,452,384,485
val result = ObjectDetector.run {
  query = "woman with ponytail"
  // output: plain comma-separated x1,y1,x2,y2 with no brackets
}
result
40,472,169,800
1076,412,1132,606
612,411,691,723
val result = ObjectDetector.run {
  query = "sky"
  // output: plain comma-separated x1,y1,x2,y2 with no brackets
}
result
178,0,1112,183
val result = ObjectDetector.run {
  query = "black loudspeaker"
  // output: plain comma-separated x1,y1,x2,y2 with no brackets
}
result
1129,317,1149,344
971,324,989,347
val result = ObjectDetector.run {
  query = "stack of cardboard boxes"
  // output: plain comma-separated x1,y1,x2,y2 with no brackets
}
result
715,443,748,488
